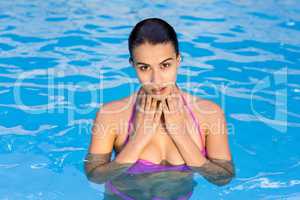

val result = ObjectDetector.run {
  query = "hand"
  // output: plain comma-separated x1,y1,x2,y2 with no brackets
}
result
115,88,163,164
130,87,163,145
162,89,187,136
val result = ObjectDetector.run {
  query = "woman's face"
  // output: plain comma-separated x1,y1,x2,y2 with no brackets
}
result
130,41,181,99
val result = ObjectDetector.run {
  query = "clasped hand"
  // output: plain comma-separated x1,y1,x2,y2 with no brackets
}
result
132,86,189,143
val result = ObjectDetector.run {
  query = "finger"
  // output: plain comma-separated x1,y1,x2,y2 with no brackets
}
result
167,95,175,112
138,87,145,100
145,94,152,111
172,93,182,112
162,100,169,116
142,92,147,111
150,97,157,114
137,91,146,112
136,86,142,98
171,94,181,113
164,97,170,112
154,101,163,123
178,96,185,113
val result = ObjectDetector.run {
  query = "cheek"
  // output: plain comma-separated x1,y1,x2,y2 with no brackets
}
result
163,69,177,81
137,74,150,85
136,70,148,81
136,73,152,90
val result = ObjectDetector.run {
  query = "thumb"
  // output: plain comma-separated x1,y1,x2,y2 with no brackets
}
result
162,101,168,115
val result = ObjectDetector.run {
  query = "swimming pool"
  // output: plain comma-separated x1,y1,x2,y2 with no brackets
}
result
0,0,300,199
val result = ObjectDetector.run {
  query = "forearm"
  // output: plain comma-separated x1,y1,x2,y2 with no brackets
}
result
169,131,235,186
114,133,148,164
84,152,131,184
85,132,148,184
190,158,235,186
169,130,207,167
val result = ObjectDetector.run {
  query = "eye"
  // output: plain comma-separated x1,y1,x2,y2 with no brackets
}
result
139,65,149,71
162,63,171,68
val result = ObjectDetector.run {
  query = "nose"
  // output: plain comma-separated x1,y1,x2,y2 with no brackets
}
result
151,68,162,85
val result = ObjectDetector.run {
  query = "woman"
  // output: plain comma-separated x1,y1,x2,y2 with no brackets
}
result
84,18,235,196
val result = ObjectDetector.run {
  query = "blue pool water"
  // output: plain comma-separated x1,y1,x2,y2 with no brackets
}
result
1,0,300,199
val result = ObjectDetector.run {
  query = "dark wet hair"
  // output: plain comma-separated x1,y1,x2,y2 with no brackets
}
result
128,18,179,62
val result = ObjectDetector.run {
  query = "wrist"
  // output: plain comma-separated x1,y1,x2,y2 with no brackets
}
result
167,126,188,138
115,152,137,164
114,137,145,164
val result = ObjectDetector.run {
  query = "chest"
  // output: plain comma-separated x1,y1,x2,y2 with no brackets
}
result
115,118,206,165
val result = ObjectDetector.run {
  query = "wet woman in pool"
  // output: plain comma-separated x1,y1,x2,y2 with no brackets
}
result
84,18,235,196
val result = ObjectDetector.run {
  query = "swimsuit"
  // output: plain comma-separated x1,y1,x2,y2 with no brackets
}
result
105,89,207,199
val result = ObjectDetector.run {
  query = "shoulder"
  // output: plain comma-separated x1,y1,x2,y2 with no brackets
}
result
183,92,226,134
196,98,228,138
196,98,225,127
94,93,137,124
91,94,137,140
196,99,224,117
183,91,224,117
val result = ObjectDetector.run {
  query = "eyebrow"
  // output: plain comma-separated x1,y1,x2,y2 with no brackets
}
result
135,57,173,66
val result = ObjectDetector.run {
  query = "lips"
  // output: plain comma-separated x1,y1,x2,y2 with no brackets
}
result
152,87,167,94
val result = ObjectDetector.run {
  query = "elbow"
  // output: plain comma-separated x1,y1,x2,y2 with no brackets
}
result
83,163,94,181
84,162,107,184
214,175,234,187
215,162,236,187
214,171,236,187
85,170,107,185
84,161,93,179
84,162,90,176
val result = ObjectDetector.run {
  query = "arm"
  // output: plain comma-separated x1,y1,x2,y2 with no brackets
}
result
84,141,148,184
84,152,131,184
84,92,160,184
167,127,235,186
166,101,235,186
195,102,235,186
84,103,146,184
190,157,235,186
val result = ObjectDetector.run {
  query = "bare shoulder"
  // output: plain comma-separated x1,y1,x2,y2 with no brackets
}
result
196,98,224,116
94,93,137,128
91,96,137,147
87,94,137,154
183,91,224,118
98,97,133,116
185,93,232,160
183,92,226,136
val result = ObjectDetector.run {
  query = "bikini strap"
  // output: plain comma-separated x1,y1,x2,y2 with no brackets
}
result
180,93,206,154
124,94,138,145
